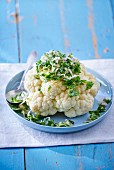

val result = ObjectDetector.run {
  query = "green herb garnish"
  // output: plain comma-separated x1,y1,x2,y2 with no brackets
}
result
34,74,39,79
9,92,24,103
48,85,51,91
26,114,74,127
56,119,74,127
25,113,40,122
68,89,79,97
86,81,94,90
38,87,41,92
103,98,111,104
10,101,74,127
34,50,94,97
38,117,55,127
85,98,111,123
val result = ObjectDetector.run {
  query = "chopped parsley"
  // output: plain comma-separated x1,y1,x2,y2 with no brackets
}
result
9,92,26,103
72,63,81,74
38,87,41,92
34,50,94,97
56,119,74,127
86,81,94,90
34,74,39,79
48,85,51,91
103,98,111,104
85,98,111,123
27,116,74,127
9,96,22,103
9,100,74,127
38,117,55,127
68,89,79,97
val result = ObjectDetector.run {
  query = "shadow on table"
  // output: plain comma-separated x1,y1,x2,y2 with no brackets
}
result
22,123,97,156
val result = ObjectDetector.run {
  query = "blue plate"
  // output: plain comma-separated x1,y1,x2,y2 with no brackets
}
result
5,68,113,133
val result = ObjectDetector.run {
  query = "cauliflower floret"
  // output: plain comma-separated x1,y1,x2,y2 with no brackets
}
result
27,91,57,116
85,73,100,97
24,50,100,118
41,80,66,99
55,91,94,118
24,67,42,93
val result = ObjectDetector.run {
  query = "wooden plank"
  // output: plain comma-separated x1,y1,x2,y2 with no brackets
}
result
75,143,114,169
17,0,114,62
59,0,114,59
90,0,114,59
110,0,114,19
59,0,94,59
26,144,114,170
0,0,18,63
0,148,24,170
0,145,114,170
25,146,76,170
17,0,64,62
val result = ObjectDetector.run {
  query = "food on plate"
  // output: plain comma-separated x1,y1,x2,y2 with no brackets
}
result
24,50,100,118
85,98,111,123
9,96,111,126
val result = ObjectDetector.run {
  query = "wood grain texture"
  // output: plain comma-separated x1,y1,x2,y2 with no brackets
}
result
75,144,114,169
60,0,114,60
25,146,76,170
0,148,24,170
89,0,114,59
0,0,18,63
25,144,114,170
16,0,114,62
17,0,64,62
87,0,101,59
59,0,94,59
110,0,114,19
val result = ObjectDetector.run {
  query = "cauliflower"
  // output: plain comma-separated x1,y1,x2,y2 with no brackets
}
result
26,92,57,116
24,68,42,93
24,50,100,118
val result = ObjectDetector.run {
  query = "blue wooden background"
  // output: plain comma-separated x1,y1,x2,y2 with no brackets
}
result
0,0,114,169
